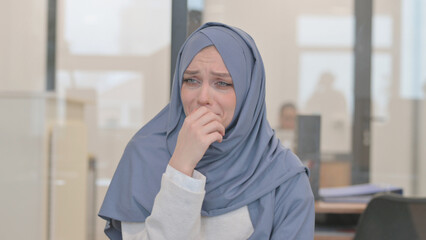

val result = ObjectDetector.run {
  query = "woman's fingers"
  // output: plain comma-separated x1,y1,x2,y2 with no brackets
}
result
201,120,225,138
170,107,226,176
205,131,223,144
186,106,210,121
188,107,224,134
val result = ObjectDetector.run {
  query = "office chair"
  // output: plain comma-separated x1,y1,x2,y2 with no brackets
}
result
354,193,426,240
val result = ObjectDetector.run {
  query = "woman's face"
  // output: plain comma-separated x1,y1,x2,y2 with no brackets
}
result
280,107,297,130
181,46,236,128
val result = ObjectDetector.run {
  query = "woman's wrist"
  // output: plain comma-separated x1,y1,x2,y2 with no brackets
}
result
169,155,196,177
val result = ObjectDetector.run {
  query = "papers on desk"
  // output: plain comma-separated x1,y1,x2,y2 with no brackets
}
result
319,184,403,203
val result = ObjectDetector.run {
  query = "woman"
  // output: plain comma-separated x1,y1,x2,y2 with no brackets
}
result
99,22,314,240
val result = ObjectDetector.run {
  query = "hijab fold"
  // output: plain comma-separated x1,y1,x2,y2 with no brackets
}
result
99,22,307,236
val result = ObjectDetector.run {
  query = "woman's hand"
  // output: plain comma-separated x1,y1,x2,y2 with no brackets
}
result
169,107,225,176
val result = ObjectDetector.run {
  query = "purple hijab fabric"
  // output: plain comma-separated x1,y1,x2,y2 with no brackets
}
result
99,22,313,239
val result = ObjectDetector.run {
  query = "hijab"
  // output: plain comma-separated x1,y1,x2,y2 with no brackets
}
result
99,22,308,238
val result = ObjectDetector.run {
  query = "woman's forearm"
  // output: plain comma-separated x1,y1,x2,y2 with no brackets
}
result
122,165,206,240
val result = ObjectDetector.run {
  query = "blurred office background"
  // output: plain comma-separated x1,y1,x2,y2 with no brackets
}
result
0,0,425,239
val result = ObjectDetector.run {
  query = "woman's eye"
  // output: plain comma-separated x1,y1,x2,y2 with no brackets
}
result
183,78,200,86
216,81,233,88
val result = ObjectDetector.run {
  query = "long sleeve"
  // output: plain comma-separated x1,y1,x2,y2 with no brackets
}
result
270,172,315,240
122,165,206,240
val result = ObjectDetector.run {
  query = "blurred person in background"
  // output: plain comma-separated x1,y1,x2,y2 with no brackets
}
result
276,102,298,150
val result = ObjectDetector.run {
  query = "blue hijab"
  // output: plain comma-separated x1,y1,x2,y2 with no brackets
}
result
99,22,308,239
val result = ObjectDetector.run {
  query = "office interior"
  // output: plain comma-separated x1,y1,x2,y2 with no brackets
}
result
1,0,425,239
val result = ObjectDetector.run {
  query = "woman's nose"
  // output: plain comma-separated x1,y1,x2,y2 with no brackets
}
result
197,83,211,105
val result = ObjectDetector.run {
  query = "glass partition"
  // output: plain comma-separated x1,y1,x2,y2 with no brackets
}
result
371,0,426,197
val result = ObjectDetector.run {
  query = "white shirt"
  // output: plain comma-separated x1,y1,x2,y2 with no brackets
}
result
121,165,254,240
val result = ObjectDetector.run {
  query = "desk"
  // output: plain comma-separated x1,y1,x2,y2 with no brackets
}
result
315,201,367,214
314,201,367,240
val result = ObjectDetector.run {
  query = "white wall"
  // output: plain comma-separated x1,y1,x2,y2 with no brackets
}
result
0,0,47,91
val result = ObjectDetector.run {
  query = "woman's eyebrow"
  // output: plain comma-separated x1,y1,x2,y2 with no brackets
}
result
211,71,231,78
184,70,198,75
184,70,231,78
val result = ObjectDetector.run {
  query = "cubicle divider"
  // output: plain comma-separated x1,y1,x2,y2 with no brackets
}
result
297,115,321,200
